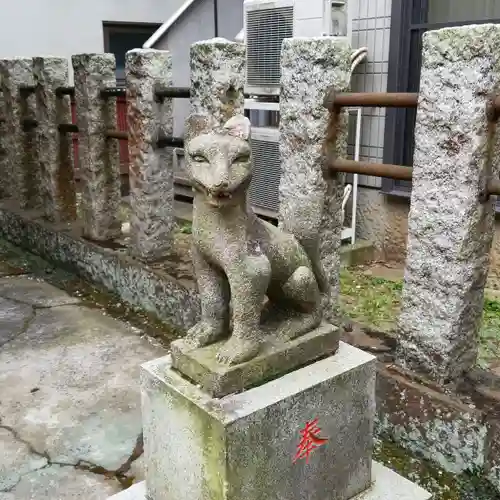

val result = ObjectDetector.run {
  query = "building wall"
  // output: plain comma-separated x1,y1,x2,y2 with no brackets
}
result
347,0,500,277
349,0,391,186
0,0,184,81
344,0,409,260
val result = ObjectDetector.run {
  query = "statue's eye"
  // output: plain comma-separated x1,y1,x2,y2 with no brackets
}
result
192,155,206,162
234,154,250,163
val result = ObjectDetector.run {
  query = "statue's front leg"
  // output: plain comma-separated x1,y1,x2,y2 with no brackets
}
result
216,253,271,365
185,246,230,349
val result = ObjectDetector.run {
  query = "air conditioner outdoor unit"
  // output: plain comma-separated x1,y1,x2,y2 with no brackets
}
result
244,0,349,96
248,126,281,215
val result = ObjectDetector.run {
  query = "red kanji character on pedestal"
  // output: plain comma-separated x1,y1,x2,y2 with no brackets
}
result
293,417,328,464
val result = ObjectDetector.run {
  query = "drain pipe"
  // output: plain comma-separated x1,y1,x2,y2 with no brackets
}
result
214,0,219,36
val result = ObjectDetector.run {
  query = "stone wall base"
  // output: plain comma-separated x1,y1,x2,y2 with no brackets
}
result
0,200,199,332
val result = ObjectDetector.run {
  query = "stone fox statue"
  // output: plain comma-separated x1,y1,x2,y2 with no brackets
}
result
184,114,329,365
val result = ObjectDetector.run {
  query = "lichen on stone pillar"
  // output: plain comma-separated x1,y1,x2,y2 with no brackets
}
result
33,57,77,222
126,49,174,261
278,37,352,324
397,24,500,383
188,38,245,139
71,53,121,241
0,57,41,208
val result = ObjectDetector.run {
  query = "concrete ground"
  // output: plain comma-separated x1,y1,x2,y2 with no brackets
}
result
0,262,166,499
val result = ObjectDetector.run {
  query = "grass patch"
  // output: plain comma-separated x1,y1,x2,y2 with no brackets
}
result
179,221,192,234
479,299,500,370
339,267,402,332
339,267,500,370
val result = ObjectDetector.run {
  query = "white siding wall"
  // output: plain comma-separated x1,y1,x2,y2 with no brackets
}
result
0,0,185,81
349,0,392,188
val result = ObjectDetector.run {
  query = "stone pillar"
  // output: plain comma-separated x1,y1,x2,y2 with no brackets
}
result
72,54,121,241
278,38,352,324
0,58,40,208
33,57,77,222
397,24,500,384
126,49,174,261
187,38,245,139
0,89,7,199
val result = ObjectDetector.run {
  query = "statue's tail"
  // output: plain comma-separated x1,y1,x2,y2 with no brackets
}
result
278,191,329,295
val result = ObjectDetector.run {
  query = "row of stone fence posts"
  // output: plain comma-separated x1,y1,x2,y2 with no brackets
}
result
0,50,177,261
0,30,499,391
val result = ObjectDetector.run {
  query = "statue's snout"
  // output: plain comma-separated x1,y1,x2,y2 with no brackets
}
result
213,180,229,190
208,179,230,195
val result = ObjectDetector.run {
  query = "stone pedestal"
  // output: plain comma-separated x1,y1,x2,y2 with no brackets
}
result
108,343,431,500
143,343,375,500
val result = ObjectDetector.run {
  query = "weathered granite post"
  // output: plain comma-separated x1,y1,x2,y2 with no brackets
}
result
397,24,500,384
0,89,7,199
187,38,245,139
0,58,40,208
33,57,77,222
279,37,351,324
126,49,174,260
72,53,121,241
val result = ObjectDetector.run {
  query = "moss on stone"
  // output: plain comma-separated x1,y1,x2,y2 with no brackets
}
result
374,438,500,500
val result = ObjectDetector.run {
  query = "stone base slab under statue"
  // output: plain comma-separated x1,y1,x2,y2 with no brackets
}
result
108,343,432,500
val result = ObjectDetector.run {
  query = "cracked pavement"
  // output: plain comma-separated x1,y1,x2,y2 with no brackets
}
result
0,266,166,499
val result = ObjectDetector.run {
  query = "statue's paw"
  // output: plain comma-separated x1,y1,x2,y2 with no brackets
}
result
216,335,261,365
184,321,226,349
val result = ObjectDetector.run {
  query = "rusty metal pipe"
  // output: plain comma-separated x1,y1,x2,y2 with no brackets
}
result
100,87,126,99
486,95,500,121
21,118,38,131
487,179,500,196
328,158,413,181
58,123,79,133
19,85,36,97
106,129,128,140
55,86,75,98
324,91,419,111
154,86,191,101
157,136,184,148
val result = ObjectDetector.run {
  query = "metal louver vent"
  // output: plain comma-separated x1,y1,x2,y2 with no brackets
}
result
246,6,294,90
249,136,281,213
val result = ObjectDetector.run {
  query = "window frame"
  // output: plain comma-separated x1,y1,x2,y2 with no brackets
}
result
383,0,500,197
102,22,162,84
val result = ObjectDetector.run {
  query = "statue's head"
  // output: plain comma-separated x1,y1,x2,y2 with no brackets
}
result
185,114,252,207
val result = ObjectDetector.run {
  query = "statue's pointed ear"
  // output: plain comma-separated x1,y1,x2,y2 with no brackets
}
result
223,115,251,140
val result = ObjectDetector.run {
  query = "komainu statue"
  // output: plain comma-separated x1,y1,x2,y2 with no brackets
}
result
184,114,329,365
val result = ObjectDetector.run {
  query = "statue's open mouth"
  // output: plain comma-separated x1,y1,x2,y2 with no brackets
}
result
191,175,253,206
207,190,233,206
